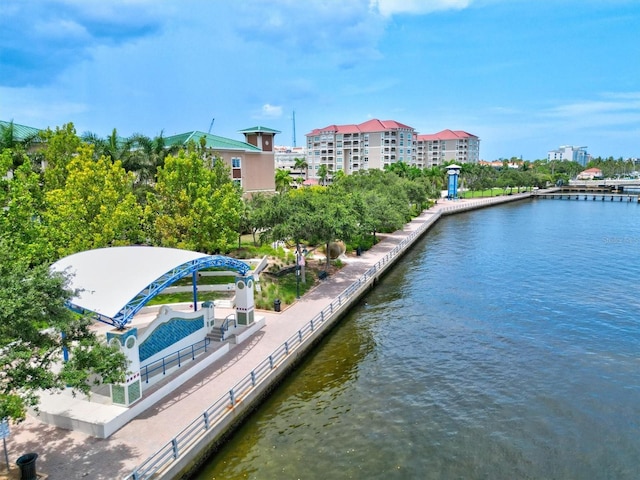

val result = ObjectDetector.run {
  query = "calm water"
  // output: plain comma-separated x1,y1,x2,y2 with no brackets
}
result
195,199,640,480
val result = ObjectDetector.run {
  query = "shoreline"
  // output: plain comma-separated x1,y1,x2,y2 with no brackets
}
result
3,192,531,480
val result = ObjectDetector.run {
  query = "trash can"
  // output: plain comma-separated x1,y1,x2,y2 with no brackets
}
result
16,452,38,480
356,246,362,256
274,299,281,312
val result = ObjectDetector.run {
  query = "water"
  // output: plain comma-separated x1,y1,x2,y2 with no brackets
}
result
194,199,640,479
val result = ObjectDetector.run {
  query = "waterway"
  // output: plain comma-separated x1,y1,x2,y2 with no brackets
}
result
194,199,640,479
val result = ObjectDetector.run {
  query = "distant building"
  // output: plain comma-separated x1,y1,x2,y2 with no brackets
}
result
415,130,480,167
305,119,416,181
547,145,590,166
576,167,603,180
165,126,280,195
304,120,480,182
0,119,42,142
274,145,307,182
479,160,521,169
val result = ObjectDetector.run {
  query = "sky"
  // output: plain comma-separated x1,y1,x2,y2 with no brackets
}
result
0,0,638,161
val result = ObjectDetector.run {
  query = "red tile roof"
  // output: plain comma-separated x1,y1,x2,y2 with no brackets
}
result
417,129,478,141
307,119,415,136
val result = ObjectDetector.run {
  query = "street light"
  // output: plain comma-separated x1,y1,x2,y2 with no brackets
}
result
295,245,301,299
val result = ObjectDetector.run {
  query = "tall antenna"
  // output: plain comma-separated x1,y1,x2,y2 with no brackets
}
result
292,110,296,147
208,118,215,134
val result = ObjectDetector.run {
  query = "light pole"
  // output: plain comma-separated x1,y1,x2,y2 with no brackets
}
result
296,245,300,299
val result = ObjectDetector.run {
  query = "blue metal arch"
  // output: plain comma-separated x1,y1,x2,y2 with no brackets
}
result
105,255,250,329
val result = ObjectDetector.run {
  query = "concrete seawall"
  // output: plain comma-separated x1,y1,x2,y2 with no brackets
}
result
152,193,533,480
4,192,532,480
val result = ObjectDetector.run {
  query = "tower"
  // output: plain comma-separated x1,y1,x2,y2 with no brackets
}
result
446,164,461,200
238,126,281,152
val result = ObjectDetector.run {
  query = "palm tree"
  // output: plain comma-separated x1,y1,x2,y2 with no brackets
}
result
0,121,41,169
293,157,309,180
424,166,444,192
317,164,328,186
275,168,293,193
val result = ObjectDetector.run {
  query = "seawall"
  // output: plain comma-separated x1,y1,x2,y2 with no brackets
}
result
137,192,532,480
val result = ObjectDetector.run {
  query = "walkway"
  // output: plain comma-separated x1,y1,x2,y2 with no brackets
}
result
2,194,529,480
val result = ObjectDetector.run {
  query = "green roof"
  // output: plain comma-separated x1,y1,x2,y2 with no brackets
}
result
0,120,42,142
237,126,281,134
164,131,263,152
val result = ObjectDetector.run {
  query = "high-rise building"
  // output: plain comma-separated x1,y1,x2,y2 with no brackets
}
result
305,119,416,181
547,145,589,166
306,120,480,181
415,130,480,168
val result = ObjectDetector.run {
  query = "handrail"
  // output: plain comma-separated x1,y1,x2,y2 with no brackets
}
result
140,338,211,384
125,199,518,479
220,313,237,341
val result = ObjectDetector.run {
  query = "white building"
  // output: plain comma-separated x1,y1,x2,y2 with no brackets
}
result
274,146,307,182
547,145,590,166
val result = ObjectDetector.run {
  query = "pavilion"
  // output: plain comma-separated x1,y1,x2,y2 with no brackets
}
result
43,246,265,437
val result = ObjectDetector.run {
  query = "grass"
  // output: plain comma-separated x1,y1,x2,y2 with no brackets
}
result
146,291,226,306
460,186,535,199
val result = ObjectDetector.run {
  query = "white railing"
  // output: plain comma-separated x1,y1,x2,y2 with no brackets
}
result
126,198,523,479
124,212,442,480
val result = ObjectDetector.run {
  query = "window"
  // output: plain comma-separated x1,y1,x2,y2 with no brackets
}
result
231,157,241,168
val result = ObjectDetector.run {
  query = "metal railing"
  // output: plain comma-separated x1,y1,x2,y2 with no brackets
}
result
220,314,237,341
140,338,211,384
126,207,487,479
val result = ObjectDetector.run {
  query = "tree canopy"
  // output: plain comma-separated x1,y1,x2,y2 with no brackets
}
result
0,239,127,422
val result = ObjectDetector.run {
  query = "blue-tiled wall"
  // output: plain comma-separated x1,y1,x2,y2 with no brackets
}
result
139,316,204,362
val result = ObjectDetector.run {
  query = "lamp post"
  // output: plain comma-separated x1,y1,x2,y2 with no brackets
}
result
296,245,301,299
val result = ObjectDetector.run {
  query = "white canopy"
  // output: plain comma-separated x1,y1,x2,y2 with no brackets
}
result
51,246,211,320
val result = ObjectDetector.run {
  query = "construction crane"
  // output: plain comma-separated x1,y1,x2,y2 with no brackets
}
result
208,118,215,134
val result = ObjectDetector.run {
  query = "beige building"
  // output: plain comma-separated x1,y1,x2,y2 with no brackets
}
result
306,120,480,181
165,126,280,195
305,119,416,181
415,130,480,168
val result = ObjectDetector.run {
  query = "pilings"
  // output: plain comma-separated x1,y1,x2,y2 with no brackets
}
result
534,193,639,203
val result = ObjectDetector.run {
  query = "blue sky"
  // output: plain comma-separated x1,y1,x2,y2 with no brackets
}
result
1,0,638,160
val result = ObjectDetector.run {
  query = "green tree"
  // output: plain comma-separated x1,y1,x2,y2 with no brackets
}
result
293,157,309,179
275,168,293,193
44,144,144,258
145,150,243,253
40,123,82,192
307,187,358,268
0,153,51,264
317,164,329,186
0,120,40,169
0,239,127,422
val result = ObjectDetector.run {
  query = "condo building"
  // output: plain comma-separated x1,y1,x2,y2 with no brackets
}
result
415,130,480,168
305,119,417,179
547,145,590,166
305,119,479,181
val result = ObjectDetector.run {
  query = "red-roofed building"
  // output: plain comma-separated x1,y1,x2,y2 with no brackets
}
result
305,119,416,181
305,120,480,181
415,129,480,167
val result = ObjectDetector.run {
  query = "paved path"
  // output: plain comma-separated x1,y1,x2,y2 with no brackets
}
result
2,195,528,480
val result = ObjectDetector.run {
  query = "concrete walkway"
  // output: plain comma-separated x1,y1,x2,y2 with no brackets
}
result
1,194,530,480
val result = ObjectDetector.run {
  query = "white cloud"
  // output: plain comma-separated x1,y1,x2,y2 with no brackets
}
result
261,104,283,118
372,0,472,17
538,92,640,134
